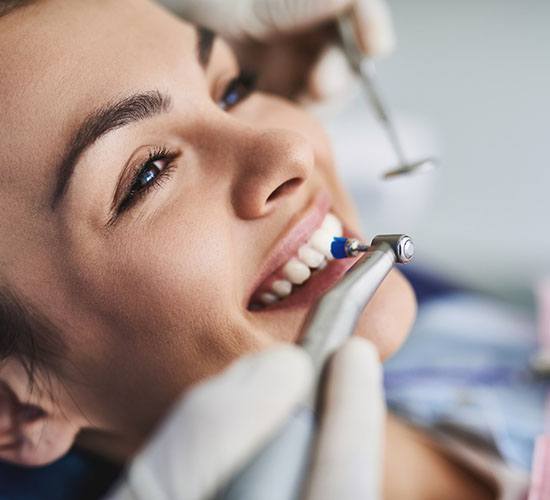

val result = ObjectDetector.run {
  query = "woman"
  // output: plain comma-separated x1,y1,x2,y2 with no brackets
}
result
0,1,536,499
0,0,414,469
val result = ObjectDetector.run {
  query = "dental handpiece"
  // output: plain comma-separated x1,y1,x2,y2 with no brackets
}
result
217,234,414,500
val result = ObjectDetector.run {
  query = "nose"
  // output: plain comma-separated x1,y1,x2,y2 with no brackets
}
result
230,128,314,219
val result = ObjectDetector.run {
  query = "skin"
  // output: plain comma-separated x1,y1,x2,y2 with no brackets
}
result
0,1,494,498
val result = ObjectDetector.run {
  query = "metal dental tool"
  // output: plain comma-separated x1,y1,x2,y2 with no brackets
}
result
218,234,414,500
337,11,438,180
331,234,415,262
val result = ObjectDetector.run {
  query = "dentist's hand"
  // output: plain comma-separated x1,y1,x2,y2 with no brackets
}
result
160,0,395,100
105,337,385,500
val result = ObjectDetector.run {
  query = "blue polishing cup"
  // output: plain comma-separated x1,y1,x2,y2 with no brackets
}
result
331,237,349,260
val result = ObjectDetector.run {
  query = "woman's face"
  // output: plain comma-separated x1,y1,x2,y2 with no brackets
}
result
0,0,415,455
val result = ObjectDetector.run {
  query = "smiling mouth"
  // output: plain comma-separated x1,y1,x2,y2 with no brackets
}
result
249,211,348,310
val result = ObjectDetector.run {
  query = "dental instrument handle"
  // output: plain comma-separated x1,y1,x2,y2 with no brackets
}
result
359,62,408,166
337,12,408,167
301,240,399,394
337,11,439,178
217,236,414,500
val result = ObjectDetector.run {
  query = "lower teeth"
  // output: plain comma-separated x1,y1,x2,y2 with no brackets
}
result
259,293,278,305
272,280,292,298
255,264,327,308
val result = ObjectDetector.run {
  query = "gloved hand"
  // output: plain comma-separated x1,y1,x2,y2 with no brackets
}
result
159,0,395,100
105,337,385,500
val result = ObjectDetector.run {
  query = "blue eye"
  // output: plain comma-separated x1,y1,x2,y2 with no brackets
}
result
219,70,257,110
135,162,162,189
117,147,178,215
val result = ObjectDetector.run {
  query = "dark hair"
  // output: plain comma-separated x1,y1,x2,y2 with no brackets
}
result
0,286,66,392
0,0,32,17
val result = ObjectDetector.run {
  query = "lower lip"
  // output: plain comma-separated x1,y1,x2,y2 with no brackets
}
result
252,228,363,312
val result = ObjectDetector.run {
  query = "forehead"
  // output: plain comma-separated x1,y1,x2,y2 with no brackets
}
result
0,0,197,194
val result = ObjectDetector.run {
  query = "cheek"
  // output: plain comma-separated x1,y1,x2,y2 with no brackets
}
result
104,219,244,360
68,206,261,373
353,269,417,360
64,210,273,433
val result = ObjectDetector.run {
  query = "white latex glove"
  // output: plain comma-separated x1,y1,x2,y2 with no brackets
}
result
159,0,395,99
106,337,385,500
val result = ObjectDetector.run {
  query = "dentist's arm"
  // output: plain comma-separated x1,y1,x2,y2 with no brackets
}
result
159,0,395,100
105,337,385,500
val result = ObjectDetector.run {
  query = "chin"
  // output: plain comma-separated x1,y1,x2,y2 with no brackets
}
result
353,268,417,361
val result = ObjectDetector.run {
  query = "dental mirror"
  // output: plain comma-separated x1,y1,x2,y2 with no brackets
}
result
383,158,438,180
337,11,439,181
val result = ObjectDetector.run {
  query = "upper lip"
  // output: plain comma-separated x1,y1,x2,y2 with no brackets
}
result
246,191,332,306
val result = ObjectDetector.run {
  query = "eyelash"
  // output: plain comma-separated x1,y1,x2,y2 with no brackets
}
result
118,146,179,214
116,70,258,216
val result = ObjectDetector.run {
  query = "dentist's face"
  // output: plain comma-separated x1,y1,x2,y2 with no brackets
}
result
0,0,415,452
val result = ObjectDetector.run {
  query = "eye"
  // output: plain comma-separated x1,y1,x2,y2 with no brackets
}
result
117,147,178,214
134,159,164,190
219,70,257,111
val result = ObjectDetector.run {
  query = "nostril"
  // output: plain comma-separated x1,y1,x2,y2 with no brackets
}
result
266,178,302,203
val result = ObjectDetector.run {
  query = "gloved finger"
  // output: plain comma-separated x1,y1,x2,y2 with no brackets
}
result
161,0,395,56
304,337,385,500
115,346,313,500
241,0,355,39
352,0,396,58
203,0,395,58
306,44,355,101
162,0,355,40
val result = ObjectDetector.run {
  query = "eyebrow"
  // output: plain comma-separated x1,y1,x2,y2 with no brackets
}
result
51,27,217,209
197,27,216,68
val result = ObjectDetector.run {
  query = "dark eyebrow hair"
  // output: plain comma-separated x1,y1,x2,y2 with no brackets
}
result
51,27,217,210
197,27,216,68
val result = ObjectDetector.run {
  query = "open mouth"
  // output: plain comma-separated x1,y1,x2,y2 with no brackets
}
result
248,206,361,311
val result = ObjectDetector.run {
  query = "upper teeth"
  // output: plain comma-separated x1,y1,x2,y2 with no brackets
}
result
283,258,311,285
272,279,292,297
298,245,324,268
259,212,343,306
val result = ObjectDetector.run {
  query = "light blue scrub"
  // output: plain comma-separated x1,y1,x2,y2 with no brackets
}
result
385,292,549,471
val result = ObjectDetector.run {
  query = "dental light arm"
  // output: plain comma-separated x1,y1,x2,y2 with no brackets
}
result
217,235,414,500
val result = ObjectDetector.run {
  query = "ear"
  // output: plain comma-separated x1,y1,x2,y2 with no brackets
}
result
0,368,82,467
